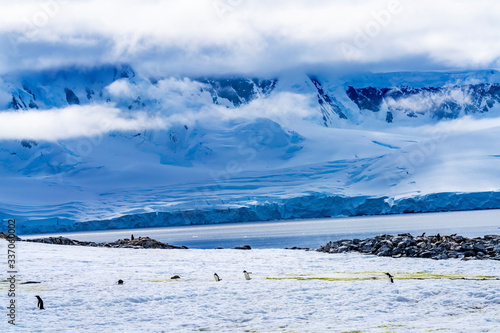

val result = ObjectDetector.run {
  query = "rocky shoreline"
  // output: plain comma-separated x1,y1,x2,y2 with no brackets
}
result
4,232,500,260
17,235,253,250
317,233,500,260
22,236,188,249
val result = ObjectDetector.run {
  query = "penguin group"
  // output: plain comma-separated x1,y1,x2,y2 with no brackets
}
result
213,271,252,282
35,270,395,309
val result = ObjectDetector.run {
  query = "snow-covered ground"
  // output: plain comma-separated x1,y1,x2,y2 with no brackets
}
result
2,241,499,332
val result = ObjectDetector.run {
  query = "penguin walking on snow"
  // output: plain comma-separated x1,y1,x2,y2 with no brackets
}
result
243,270,252,280
35,295,45,310
214,273,221,282
385,272,394,283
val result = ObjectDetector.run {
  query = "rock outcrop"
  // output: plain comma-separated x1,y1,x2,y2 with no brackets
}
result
23,236,187,249
317,234,500,260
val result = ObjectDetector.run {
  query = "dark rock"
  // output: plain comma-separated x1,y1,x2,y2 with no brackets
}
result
405,246,418,256
23,235,187,249
0,232,22,241
317,234,500,260
337,246,349,253
420,251,434,258
461,243,474,251
463,250,476,257
234,245,252,250
64,88,80,105
473,243,486,252
391,248,402,256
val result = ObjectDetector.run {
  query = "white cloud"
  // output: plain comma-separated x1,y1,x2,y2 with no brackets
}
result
0,0,499,75
0,79,11,105
386,88,472,113
106,79,134,98
0,104,166,141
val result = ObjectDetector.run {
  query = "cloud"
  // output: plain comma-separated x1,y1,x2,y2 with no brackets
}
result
0,104,166,141
106,79,134,98
0,79,11,105
0,0,499,75
385,87,472,113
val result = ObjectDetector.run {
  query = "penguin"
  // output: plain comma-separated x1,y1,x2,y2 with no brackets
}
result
385,272,394,283
243,270,252,280
117,279,124,285
35,295,45,310
171,275,180,279
214,273,221,282
131,234,134,240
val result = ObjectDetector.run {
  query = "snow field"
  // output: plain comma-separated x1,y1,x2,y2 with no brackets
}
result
1,241,499,332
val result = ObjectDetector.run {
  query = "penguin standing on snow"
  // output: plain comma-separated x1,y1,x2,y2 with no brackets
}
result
385,272,394,283
35,295,45,310
214,273,221,282
243,270,252,280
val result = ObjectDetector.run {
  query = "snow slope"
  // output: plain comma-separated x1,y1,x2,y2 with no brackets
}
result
1,66,500,233
1,241,499,332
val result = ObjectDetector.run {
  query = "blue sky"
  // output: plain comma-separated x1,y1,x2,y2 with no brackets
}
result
0,0,499,75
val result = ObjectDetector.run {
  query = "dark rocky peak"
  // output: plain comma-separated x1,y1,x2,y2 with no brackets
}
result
309,77,347,126
202,77,277,107
347,83,500,122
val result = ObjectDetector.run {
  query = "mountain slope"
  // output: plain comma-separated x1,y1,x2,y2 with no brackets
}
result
1,66,500,233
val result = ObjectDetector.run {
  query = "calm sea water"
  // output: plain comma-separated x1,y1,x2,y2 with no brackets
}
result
22,209,500,249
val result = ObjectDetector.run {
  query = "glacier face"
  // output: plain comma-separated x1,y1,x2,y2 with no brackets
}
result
1,66,500,234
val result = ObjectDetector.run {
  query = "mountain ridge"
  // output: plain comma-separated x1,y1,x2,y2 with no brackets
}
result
1,66,500,233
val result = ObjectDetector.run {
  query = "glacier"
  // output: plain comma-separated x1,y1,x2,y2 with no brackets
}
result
1,65,500,234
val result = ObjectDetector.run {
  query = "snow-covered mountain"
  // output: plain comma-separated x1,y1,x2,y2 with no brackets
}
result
1,66,500,233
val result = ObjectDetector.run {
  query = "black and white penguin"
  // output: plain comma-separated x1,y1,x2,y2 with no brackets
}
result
35,295,45,310
131,234,134,240
117,279,124,285
214,273,221,282
243,270,252,280
171,275,180,279
385,272,394,283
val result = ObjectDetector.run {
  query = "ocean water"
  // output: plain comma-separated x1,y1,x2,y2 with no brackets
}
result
21,209,500,249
